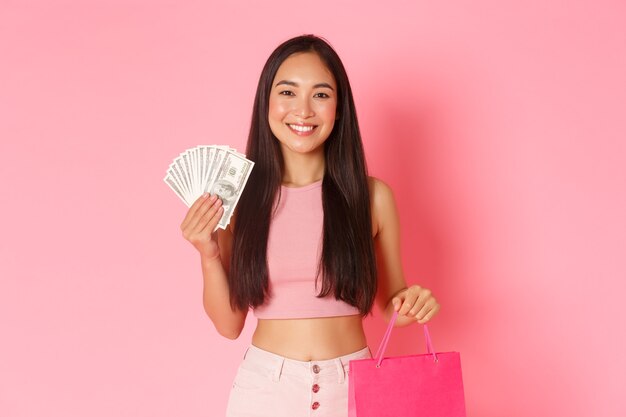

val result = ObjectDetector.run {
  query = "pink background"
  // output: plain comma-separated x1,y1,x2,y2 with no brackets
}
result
1,1,625,416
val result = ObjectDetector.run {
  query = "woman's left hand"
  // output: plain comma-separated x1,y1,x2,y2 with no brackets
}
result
392,285,440,324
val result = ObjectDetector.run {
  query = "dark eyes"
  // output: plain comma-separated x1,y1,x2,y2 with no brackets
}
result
277,90,331,98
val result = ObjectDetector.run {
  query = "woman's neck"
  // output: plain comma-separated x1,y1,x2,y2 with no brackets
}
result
281,149,325,187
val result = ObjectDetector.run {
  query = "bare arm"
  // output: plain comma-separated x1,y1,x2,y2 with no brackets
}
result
181,193,247,339
370,177,440,327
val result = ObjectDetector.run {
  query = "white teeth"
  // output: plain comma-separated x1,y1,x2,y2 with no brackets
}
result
289,124,314,132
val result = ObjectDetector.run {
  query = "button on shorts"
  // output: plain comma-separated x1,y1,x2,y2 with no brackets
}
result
225,344,372,417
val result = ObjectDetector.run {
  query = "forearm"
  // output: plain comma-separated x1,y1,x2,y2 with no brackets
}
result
200,254,247,339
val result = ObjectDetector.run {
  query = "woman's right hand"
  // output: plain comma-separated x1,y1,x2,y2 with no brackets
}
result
180,193,224,259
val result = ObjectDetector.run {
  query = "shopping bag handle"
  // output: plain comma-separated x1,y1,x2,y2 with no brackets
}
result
374,310,439,368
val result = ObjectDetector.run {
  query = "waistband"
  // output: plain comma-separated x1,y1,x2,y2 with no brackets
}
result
242,344,372,384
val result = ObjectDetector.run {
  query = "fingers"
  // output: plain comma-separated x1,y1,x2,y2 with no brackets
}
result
180,194,223,240
414,297,439,321
197,201,224,235
180,193,212,230
416,303,440,324
396,286,425,316
394,285,440,324
407,287,430,317
188,195,221,232
398,285,421,316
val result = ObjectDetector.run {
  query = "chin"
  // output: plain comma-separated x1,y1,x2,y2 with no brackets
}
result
283,143,322,155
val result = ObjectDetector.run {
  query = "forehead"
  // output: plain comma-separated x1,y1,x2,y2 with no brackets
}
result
272,52,336,87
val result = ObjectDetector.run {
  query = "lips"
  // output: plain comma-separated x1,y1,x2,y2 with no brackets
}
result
287,123,317,135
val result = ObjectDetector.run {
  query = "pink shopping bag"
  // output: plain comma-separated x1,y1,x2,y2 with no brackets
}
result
348,311,467,417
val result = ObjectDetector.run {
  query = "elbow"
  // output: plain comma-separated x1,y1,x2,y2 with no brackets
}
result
203,302,247,340
212,314,246,340
217,325,243,340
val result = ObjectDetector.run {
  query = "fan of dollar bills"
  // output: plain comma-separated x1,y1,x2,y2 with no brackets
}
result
163,145,254,230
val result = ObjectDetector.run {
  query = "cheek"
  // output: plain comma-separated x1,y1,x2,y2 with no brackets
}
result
268,100,285,138
318,102,337,122
268,98,290,119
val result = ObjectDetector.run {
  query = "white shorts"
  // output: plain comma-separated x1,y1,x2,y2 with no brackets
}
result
225,344,372,417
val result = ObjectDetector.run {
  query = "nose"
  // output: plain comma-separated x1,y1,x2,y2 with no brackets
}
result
294,96,314,118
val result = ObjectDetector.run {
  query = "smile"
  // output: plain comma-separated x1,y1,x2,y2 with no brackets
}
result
287,124,318,136
288,124,316,133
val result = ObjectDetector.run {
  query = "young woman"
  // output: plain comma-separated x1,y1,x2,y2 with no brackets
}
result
180,35,440,417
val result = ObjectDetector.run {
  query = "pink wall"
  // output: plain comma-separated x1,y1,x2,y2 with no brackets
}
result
1,1,625,416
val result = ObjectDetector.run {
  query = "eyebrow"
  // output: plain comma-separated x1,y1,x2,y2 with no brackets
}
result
275,80,335,90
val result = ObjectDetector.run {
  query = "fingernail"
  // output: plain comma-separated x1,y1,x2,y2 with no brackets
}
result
202,192,209,198
209,194,217,201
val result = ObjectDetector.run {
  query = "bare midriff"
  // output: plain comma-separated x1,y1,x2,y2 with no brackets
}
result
251,315,367,361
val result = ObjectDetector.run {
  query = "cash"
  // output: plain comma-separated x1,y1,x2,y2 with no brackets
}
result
163,145,254,230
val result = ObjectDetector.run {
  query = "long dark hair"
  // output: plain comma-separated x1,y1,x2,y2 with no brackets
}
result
229,35,377,316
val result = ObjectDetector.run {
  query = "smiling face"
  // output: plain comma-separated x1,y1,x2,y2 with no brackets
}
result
268,52,338,159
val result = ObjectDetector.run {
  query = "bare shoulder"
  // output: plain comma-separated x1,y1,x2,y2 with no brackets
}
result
368,176,394,205
368,176,398,237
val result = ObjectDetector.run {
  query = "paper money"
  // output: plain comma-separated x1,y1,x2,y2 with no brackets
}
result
163,145,254,229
